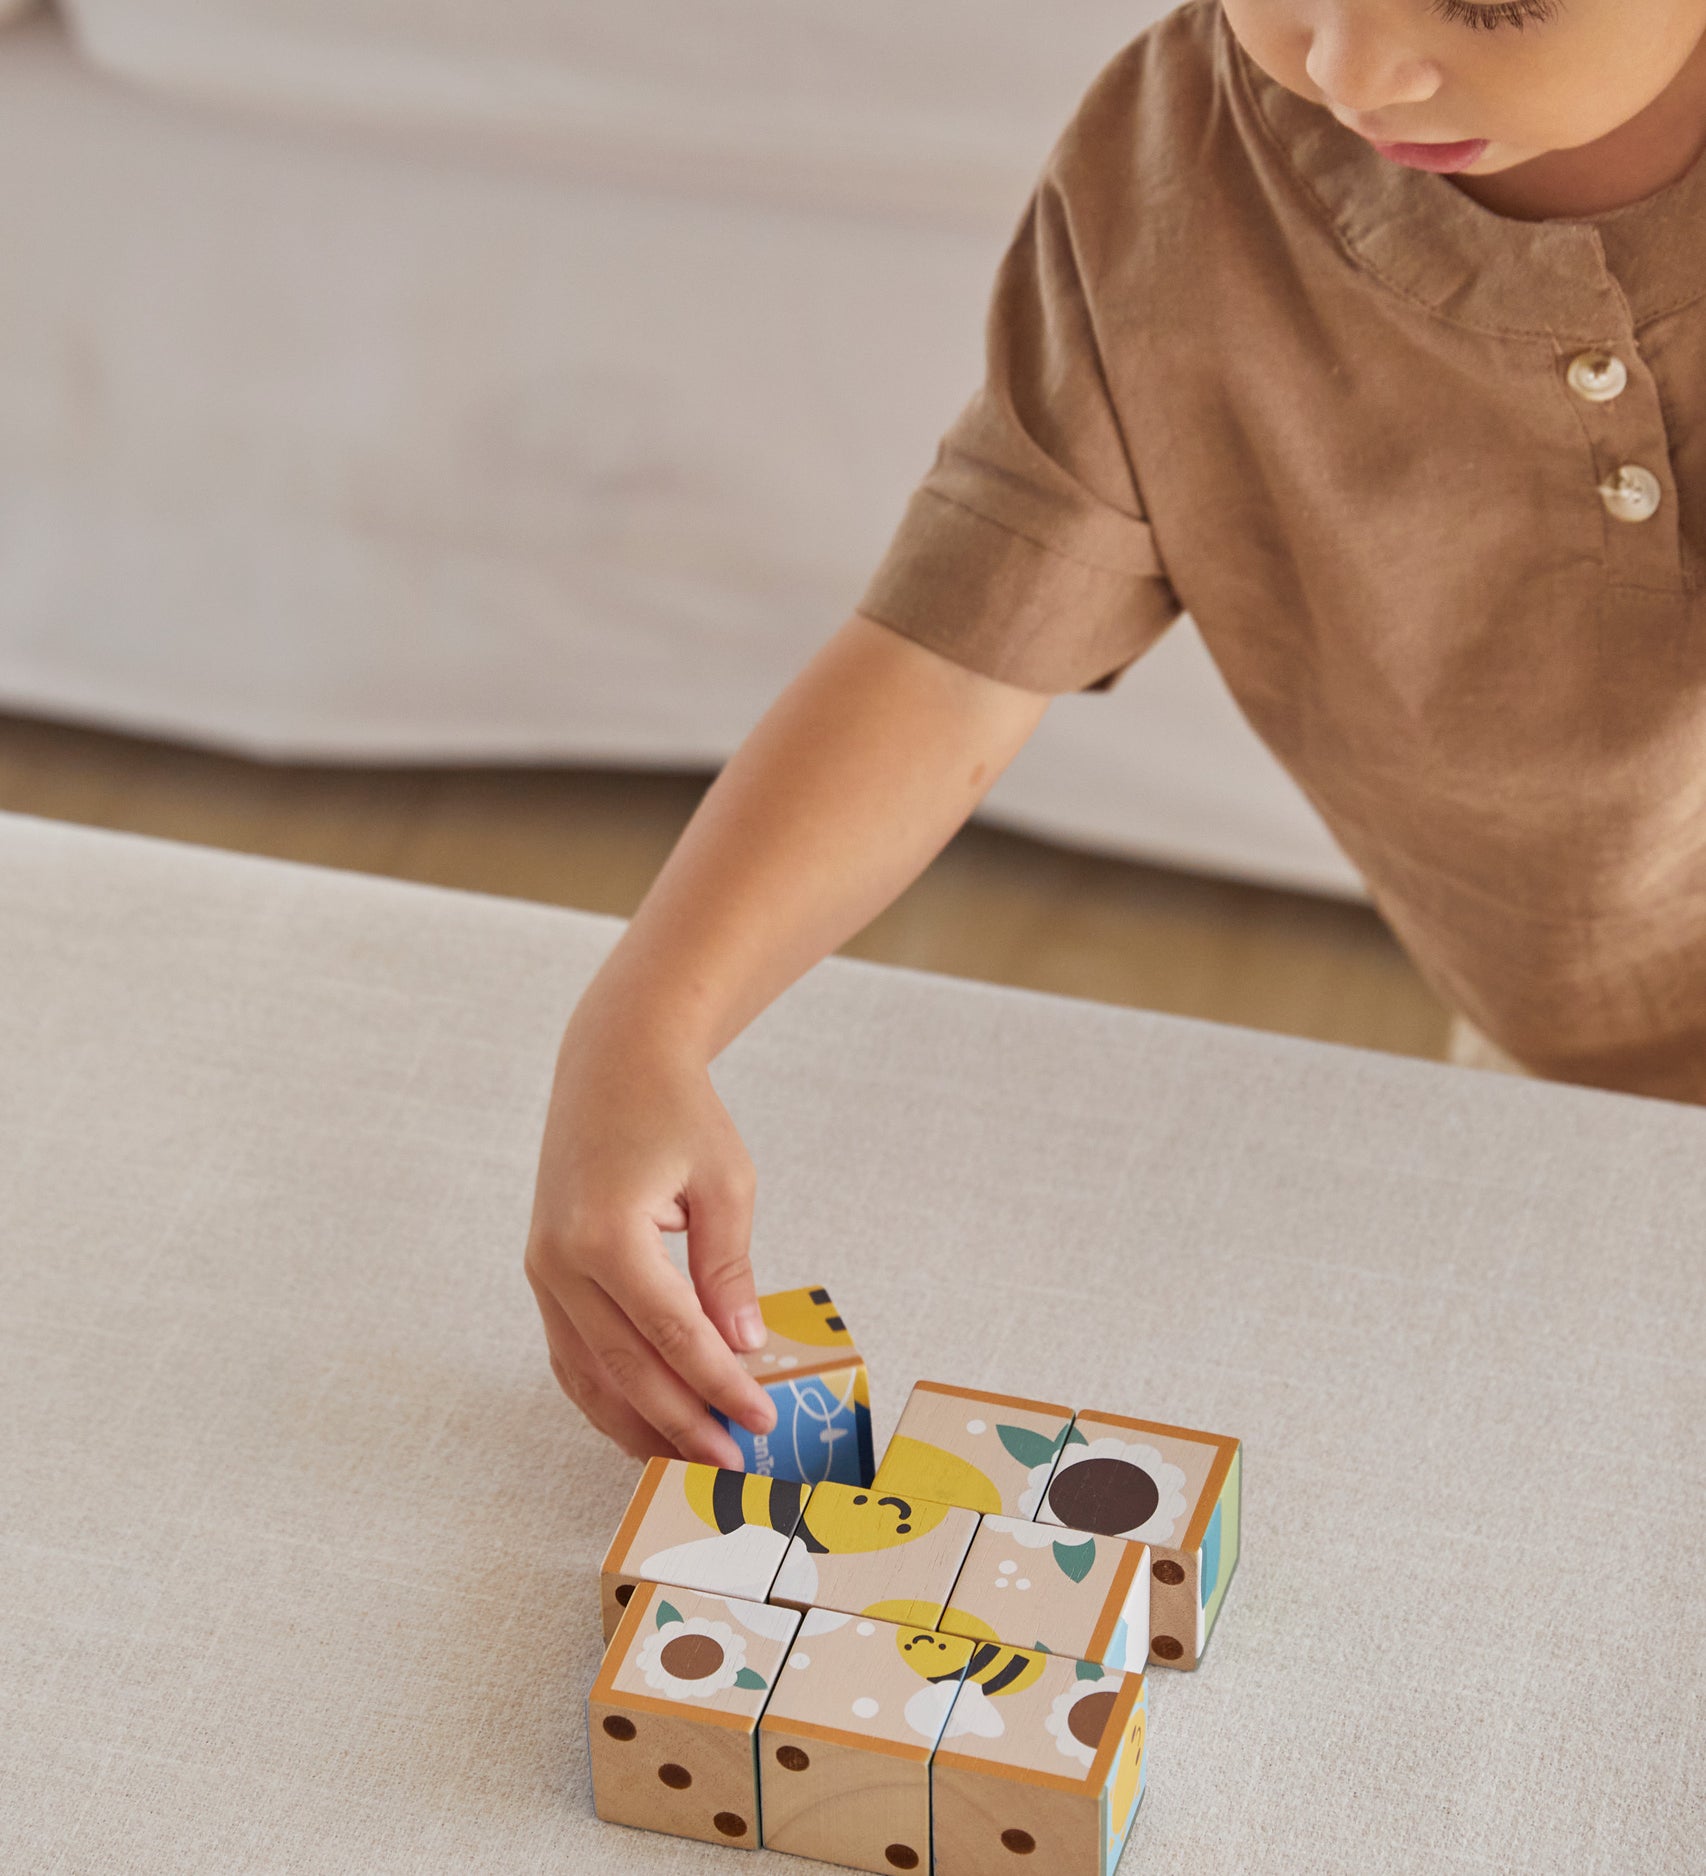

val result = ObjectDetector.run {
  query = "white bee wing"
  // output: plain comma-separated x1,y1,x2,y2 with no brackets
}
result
728,1598,805,1643
636,1526,788,1602
767,1535,818,1609
903,1680,961,1743
944,1680,1005,1737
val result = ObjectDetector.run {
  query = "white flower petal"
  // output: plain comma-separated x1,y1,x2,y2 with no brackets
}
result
984,1517,1059,1551
770,1537,819,1608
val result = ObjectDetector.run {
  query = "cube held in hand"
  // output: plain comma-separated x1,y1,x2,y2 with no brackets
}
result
713,1284,875,1487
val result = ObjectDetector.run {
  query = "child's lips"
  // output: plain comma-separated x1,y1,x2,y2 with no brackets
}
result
1368,137,1490,174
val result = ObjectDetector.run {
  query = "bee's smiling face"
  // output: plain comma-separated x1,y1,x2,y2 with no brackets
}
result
805,1488,948,1553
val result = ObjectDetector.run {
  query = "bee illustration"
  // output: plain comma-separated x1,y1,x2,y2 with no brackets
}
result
633,1468,806,1600
896,1629,1047,1698
794,1489,952,1555
757,1284,852,1349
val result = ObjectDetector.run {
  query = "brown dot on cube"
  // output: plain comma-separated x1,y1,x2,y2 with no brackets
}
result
657,1763,692,1789
1153,1635,1184,1662
1153,1560,1186,1587
1046,1457,1160,1536
775,1745,811,1772
659,1633,726,1681
714,1812,749,1837
613,1582,635,1607
1068,1689,1117,1750
885,1847,920,1870
1001,1828,1037,1854
601,1716,636,1742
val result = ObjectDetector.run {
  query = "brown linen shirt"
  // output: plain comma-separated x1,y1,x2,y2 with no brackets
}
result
854,0,1706,1104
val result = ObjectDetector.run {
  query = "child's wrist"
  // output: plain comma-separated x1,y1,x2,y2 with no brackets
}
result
565,969,720,1075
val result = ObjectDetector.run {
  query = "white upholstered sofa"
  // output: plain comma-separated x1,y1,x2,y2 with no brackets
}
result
0,0,1361,896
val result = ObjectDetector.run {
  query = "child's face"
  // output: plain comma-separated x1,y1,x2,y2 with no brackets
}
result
1221,0,1706,177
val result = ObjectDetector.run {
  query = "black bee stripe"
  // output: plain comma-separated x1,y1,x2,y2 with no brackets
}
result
768,1478,805,1535
711,1467,749,1535
979,1652,1030,1697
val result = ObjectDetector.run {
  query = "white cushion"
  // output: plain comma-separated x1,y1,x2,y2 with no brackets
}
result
61,0,1160,218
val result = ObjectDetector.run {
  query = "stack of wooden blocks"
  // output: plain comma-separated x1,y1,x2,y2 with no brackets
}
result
587,1285,1242,1873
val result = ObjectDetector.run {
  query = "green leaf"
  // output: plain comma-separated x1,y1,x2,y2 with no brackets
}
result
1075,1659,1105,1682
656,1600,683,1628
734,1668,768,1691
1053,1538,1097,1584
1064,1423,1089,1447
996,1425,1059,1471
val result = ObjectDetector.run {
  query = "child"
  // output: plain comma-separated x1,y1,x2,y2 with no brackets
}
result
525,0,1706,1466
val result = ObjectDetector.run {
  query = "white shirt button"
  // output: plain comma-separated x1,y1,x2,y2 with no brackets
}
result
1567,351,1628,402
1598,464,1662,523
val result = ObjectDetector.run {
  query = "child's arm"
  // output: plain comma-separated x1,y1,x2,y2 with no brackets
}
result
524,610,1051,1466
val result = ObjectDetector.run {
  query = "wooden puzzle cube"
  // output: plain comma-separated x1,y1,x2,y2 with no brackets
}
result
588,1581,801,1851
931,1648,1148,1876
759,1608,977,1872
713,1284,875,1487
938,1514,1151,1674
767,1480,981,1629
1035,1410,1241,1670
599,1456,812,1640
873,1381,1076,1516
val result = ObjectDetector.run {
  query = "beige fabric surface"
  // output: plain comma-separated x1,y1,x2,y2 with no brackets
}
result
1,807,1701,1873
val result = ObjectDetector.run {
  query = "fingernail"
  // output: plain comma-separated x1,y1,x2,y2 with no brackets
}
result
733,1306,766,1352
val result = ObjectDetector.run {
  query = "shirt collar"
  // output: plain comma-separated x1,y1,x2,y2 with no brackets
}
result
1223,4,1706,340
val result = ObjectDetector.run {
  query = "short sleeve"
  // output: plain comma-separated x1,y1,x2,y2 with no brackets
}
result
855,149,1182,695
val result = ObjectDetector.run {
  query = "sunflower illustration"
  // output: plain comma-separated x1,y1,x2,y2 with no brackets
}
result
635,1614,749,1699
1044,1679,1120,1768
1042,1439,1190,1543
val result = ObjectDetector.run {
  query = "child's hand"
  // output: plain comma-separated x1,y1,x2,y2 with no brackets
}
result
524,1012,777,1469
522,615,1049,1466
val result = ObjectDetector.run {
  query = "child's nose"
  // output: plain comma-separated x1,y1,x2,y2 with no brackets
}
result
1304,14,1444,115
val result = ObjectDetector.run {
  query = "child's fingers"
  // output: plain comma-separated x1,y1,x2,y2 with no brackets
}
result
684,1153,764,1356
568,1264,750,1468
528,1274,674,1460
594,1227,777,1437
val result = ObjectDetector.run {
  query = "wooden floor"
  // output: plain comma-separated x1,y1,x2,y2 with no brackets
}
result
0,709,1451,1061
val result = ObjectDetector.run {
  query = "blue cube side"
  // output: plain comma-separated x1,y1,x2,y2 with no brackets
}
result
714,1365,874,1487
